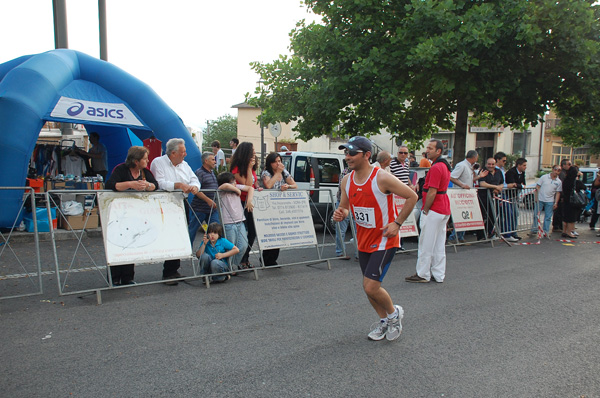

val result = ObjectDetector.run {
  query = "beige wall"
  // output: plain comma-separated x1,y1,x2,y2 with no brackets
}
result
235,106,336,155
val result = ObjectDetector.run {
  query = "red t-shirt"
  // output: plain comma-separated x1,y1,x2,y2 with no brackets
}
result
422,161,451,215
231,166,257,202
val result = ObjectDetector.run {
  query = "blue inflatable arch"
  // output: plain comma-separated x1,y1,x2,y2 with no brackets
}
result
0,49,201,227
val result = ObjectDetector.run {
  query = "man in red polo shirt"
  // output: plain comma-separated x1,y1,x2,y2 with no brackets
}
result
406,139,451,283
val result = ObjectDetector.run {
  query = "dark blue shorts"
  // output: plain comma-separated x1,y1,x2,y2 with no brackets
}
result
359,248,396,282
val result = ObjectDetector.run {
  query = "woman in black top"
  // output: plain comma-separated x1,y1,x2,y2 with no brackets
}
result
561,164,579,238
105,146,159,285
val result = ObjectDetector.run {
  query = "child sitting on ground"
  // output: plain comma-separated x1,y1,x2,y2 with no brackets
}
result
196,222,239,283
216,172,254,270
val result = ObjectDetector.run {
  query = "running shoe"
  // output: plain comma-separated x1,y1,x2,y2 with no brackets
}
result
368,319,388,341
386,305,404,341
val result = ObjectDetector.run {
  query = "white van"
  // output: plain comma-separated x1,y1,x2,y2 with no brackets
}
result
579,167,599,189
279,151,346,228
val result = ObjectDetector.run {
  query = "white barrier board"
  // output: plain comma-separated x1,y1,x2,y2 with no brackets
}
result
253,190,318,250
448,189,484,232
393,195,419,237
98,192,193,266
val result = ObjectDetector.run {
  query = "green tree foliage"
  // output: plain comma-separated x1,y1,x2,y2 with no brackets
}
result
553,114,600,155
248,0,600,165
203,114,238,151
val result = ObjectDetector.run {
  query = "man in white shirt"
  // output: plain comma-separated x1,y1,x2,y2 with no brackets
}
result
211,140,226,169
530,165,562,237
450,150,478,190
151,138,201,285
229,138,239,156
448,150,478,243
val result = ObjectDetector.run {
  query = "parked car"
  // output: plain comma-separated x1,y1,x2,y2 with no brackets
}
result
279,151,346,230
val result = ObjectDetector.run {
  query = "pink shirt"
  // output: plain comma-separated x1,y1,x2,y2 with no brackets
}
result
219,184,246,224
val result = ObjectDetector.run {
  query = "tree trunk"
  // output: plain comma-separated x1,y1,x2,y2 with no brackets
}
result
453,98,468,167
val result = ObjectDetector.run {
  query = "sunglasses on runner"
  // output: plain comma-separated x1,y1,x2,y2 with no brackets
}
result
344,149,363,156
398,151,409,154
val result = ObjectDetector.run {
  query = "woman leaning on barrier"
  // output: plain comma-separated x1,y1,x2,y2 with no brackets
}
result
104,146,159,285
260,152,298,266
261,152,298,191
230,142,260,269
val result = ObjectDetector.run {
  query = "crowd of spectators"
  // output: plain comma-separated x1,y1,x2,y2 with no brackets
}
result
105,137,593,285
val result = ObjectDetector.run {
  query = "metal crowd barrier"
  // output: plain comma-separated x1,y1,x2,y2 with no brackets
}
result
40,187,354,299
193,188,355,287
1,183,546,302
46,189,201,303
446,187,539,249
0,187,44,300
491,187,537,238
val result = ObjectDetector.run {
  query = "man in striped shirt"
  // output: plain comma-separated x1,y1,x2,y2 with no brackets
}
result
389,145,416,250
389,146,415,190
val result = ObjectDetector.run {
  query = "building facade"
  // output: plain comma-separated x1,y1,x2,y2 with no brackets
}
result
541,110,598,168
233,103,600,174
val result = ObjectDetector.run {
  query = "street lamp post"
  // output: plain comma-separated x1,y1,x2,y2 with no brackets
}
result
257,79,266,170
260,113,265,170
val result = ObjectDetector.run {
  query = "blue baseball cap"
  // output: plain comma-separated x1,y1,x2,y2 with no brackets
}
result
338,136,372,153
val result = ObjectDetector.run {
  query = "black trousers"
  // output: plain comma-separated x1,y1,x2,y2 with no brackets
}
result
476,198,495,239
241,205,256,264
589,200,599,228
553,200,563,230
110,264,134,284
262,249,280,266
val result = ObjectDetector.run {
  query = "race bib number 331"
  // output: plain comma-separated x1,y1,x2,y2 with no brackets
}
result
353,206,376,228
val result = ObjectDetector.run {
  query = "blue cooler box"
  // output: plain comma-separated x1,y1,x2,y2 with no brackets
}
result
24,208,57,232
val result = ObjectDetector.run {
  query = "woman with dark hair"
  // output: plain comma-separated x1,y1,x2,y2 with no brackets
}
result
259,152,298,266
105,146,159,285
230,142,260,268
561,163,580,238
261,152,297,191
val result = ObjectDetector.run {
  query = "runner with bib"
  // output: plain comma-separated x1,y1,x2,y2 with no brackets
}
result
333,136,418,341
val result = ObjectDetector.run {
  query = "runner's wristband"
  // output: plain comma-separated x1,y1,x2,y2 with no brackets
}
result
394,221,402,227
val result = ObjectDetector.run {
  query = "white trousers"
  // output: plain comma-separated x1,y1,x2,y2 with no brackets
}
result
416,210,450,282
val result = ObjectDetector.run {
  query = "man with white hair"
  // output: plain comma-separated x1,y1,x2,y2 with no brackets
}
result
447,150,483,243
151,138,201,285
373,151,392,172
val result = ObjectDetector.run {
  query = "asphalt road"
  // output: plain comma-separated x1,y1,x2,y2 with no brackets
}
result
0,228,599,398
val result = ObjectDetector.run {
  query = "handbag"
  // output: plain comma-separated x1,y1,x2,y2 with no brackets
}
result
570,189,588,207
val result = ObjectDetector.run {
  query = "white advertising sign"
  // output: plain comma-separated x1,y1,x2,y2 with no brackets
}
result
448,189,484,231
51,96,144,126
98,192,192,266
252,190,318,250
393,195,419,237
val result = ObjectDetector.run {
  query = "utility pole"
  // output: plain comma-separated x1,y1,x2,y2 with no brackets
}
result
52,0,68,49
53,0,75,136
99,0,108,61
